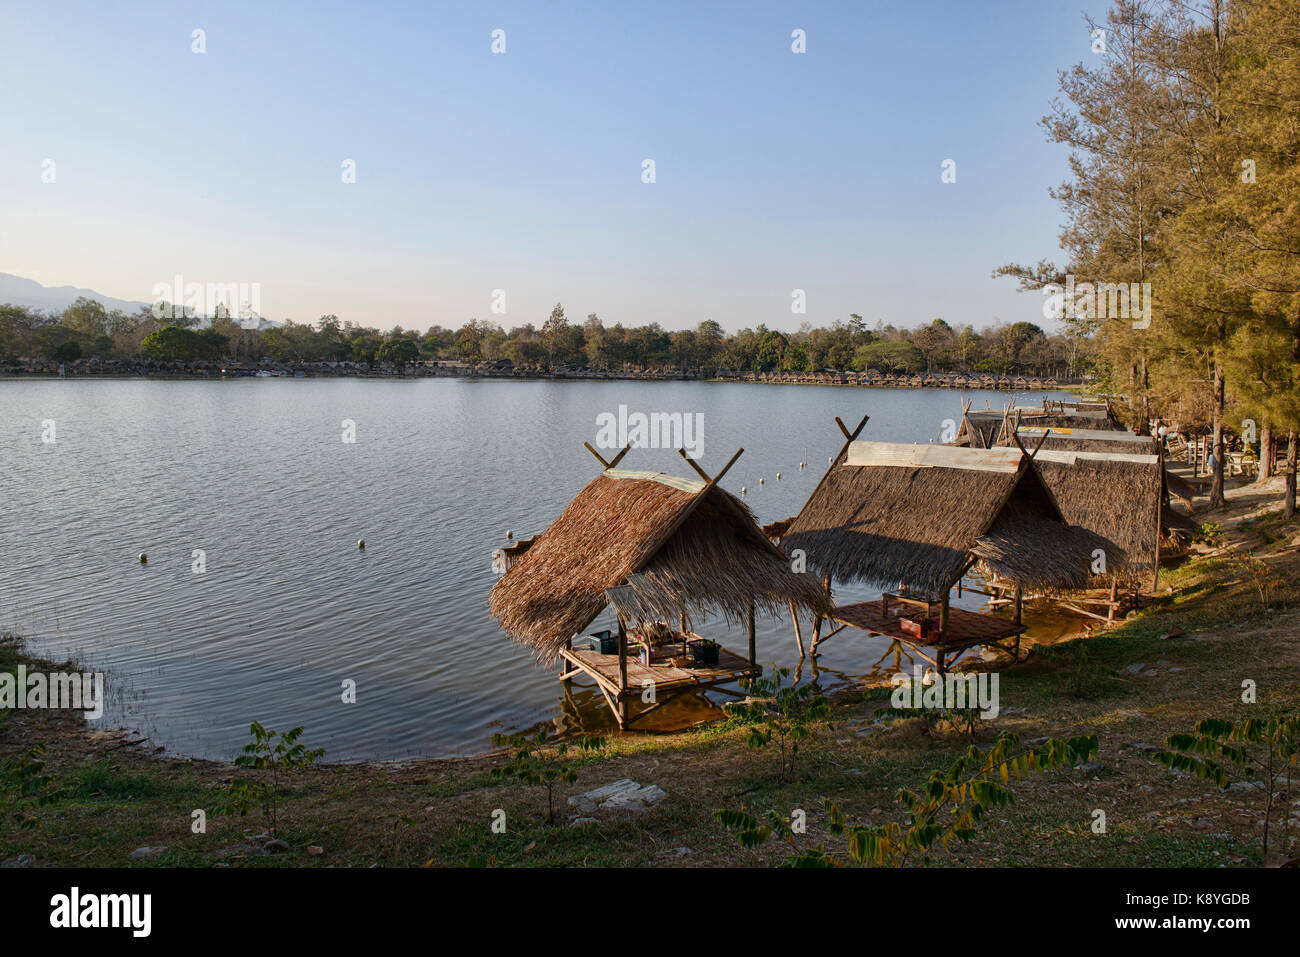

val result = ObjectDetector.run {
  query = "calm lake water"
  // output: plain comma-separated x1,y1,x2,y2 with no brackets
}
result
0,378,1079,761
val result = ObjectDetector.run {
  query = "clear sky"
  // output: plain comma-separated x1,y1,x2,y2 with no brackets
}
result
0,0,1111,334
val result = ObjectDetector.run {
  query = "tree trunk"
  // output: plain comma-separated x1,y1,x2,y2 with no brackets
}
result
1256,423,1273,486
1287,431,1297,519
1136,355,1151,436
1209,363,1226,508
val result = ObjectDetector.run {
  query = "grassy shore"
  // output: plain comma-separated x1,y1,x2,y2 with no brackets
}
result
3,482,1298,868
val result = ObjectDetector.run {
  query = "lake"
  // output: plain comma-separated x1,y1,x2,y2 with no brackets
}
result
0,378,1079,761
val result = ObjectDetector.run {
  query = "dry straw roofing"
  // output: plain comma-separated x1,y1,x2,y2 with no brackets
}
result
778,442,1099,596
956,406,1122,448
1028,451,1163,580
1013,426,1157,454
489,467,832,662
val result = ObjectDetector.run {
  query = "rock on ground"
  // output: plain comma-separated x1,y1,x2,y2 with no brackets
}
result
568,778,666,813
128,846,168,861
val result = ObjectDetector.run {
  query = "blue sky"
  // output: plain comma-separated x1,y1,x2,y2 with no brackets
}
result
0,0,1111,333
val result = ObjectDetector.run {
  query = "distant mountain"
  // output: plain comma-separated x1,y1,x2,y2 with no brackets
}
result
0,273,283,330
0,272,152,315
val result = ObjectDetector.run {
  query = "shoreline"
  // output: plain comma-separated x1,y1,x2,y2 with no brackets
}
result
0,368,1092,394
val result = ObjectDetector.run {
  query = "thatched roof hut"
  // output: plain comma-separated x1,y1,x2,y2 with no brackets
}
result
490,465,832,662
954,409,1006,448
1013,426,1157,454
956,411,1136,450
1030,450,1163,581
1013,411,1123,432
776,442,1100,597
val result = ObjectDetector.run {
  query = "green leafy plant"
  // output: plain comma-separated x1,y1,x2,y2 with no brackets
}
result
732,665,832,777
717,731,1099,866
1198,522,1224,545
221,722,324,837
1156,714,1300,862
0,743,58,830
490,730,605,825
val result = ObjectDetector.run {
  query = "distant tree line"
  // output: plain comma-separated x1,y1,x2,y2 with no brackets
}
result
0,298,1092,378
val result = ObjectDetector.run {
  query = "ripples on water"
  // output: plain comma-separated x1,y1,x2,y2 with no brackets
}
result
0,379,1078,761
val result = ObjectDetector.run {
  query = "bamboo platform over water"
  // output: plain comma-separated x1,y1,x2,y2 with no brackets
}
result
558,642,759,729
828,599,1025,671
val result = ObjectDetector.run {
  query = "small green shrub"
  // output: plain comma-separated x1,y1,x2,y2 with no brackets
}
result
219,722,324,837
490,731,605,825
731,666,832,778
717,731,1099,866
0,743,58,830
1156,713,1300,861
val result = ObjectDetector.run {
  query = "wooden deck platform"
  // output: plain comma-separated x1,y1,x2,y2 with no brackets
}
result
832,600,1024,647
559,644,759,728
827,600,1025,670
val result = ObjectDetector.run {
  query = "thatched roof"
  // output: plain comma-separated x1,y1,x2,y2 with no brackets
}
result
777,442,1100,597
1014,412,1121,431
955,402,1126,448
489,467,832,662
955,411,1005,448
1013,426,1157,455
1030,450,1162,581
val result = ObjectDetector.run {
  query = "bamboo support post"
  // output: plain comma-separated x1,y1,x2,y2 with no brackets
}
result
810,573,832,655
1013,584,1022,660
616,617,628,726
790,600,806,658
747,602,756,668
1153,437,1164,594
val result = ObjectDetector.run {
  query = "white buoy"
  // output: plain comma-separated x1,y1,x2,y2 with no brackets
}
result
138,553,147,564
357,539,366,550
776,472,781,480
759,477,764,485
506,530,513,540
741,487,747,495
